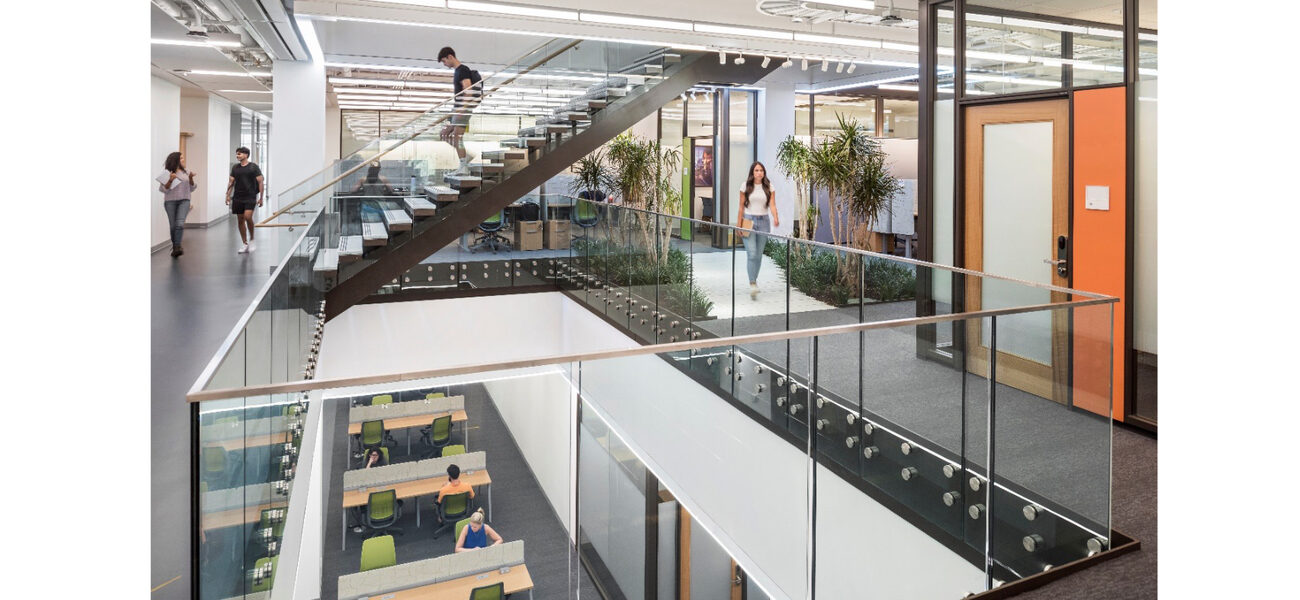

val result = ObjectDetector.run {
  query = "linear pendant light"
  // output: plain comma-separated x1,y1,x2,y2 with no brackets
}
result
694,23,792,40
579,12,692,31
446,1,578,20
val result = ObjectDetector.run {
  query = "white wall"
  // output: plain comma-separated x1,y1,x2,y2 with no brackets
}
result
206,96,232,223
325,105,341,162
180,96,209,223
151,76,181,249
758,84,796,237
483,371,576,535
580,352,985,600
1134,81,1157,354
271,18,327,201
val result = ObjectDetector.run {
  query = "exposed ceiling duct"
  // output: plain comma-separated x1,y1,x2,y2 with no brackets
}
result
757,0,918,28
222,0,311,61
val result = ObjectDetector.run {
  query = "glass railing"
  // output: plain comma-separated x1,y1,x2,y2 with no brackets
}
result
189,246,1115,598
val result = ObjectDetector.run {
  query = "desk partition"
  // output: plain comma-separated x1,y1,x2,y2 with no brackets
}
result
337,540,526,600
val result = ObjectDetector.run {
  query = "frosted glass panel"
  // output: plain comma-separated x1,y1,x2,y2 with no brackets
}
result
932,99,955,304
1134,79,1158,354
981,121,1052,364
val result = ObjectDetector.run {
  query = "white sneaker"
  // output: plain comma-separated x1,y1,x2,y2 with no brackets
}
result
238,244,250,254
750,283,759,300
247,240,255,251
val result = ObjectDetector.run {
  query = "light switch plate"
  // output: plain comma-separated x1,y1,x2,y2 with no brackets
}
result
1085,185,1110,211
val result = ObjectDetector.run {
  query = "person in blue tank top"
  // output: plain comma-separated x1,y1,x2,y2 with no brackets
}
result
455,508,503,552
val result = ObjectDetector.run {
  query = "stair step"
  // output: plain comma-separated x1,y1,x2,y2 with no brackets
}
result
444,174,482,190
361,222,388,247
586,99,607,110
520,137,545,147
381,208,413,232
564,111,590,122
423,185,459,202
403,195,437,217
664,53,681,63
482,148,527,160
605,87,628,98
625,74,647,86
313,249,339,274
641,64,662,75
499,139,524,148
338,235,363,261
471,162,505,174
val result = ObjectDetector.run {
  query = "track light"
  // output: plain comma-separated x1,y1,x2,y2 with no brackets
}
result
761,55,771,68
801,58,808,70
719,51,727,64
847,63,856,73
734,54,745,65
821,60,829,72
836,61,845,73
782,56,793,68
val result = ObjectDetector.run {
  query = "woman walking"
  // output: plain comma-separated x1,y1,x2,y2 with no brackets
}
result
737,161,780,299
157,151,197,257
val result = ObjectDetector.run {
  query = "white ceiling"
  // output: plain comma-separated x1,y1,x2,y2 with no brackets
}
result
150,4,274,115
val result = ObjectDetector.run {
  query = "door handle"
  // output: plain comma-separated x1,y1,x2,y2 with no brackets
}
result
1051,235,1068,278
1042,259,1066,265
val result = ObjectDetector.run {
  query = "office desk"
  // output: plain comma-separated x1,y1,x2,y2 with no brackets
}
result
202,502,281,532
348,409,469,453
341,469,492,550
205,431,292,452
367,564,534,600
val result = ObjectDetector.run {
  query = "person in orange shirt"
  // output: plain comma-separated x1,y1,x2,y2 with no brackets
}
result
435,464,476,524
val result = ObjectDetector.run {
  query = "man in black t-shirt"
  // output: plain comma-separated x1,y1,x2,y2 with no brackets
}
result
437,46,481,176
225,146,264,254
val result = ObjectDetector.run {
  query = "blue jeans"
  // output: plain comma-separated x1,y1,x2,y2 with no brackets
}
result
742,214,770,283
164,199,190,245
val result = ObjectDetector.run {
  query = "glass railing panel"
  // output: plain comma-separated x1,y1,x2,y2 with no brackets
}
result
197,393,307,599
986,303,1113,584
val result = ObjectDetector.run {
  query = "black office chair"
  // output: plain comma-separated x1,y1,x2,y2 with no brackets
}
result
572,194,601,241
432,491,472,539
470,211,511,253
516,200,541,222
364,489,404,538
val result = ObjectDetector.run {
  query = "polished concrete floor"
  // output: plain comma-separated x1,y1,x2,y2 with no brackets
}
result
151,219,283,598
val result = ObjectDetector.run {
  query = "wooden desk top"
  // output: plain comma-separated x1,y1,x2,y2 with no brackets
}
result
342,469,492,509
347,410,468,435
202,502,282,532
367,564,533,600
205,432,291,452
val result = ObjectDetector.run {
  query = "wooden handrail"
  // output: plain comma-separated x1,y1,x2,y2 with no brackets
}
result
259,38,582,225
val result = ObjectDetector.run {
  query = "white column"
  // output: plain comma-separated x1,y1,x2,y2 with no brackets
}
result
151,76,181,249
757,84,796,237
270,17,327,199
180,95,210,223
205,96,232,223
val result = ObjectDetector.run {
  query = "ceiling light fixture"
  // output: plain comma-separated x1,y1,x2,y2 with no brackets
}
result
810,0,876,9
735,54,745,65
381,1,448,7
801,58,808,70
445,0,578,20
695,23,793,40
186,69,271,77
578,12,693,31
719,51,727,64
793,33,882,49
217,89,274,93
847,63,856,73
152,37,242,48
328,77,454,89
836,62,844,73
782,57,793,68
761,56,771,68
821,60,829,72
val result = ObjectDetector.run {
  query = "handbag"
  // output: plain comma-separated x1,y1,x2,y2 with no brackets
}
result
738,217,753,238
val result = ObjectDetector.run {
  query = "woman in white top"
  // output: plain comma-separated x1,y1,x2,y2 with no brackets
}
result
736,161,780,299
157,151,197,258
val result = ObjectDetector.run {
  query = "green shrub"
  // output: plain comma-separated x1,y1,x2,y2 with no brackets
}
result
569,239,712,316
865,258,916,302
762,241,914,305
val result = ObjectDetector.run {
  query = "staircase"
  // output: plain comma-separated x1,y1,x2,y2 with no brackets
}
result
318,48,777,320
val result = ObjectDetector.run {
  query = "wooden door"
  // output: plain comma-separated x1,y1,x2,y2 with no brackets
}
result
964,99,1070,402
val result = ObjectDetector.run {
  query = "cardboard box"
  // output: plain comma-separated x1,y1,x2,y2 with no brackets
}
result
514,220,543,251
544,220,571,250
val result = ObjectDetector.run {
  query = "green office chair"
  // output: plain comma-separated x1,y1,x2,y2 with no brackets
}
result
441,444,466,457
454,517,472,545
419,414,454,458
358,420,397,463
470,211,510,253
202,446,227,486
360,535,397,572
364,489,404,537
426,392,446,399
432,491,472,539
248,556,278,592
258,508,286,538
371,394,393,406
572,196,601,241
469,582,505,600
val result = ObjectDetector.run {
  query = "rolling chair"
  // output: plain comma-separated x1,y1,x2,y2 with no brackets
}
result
572,195,600,241
470,211,510,253
419,414,454,458
360,535,397,572
370,394,393,406
441,444,466,457
202,446,228,487
516,200,541,223
248,556,279,593
364,489,404,538
426,392,446,400
356,420,397,464
432,491,472,539
469,582,505,600
454,517,473,546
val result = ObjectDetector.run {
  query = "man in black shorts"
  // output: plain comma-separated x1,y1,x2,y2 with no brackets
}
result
437,47,481,176
226,147,264,254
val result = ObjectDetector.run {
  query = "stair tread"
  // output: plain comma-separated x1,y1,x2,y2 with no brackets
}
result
361,222,388,246
381,208,413,231
314,249,338,273
338,235,363,258
403,196,437,217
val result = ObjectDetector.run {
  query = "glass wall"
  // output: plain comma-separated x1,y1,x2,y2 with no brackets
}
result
1133,0,1158,423
578,399,649,600
726,89,756,227
812,93,876,140
883,98,919,138
660,98,684,218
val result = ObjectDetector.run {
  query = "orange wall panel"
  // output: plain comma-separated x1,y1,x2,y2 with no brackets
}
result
1071,86,1127,420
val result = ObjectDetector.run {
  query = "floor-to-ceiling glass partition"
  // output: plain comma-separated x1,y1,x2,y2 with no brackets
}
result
1132,0,1157,425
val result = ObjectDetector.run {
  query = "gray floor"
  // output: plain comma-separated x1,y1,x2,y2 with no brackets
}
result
152,220,282,598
